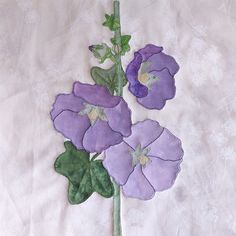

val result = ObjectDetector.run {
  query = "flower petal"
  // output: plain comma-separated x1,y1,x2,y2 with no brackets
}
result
128,83,148,98
148,128,184,161
137,68,176,109
138,44,163,61
147,51,180,76
104,98,132,137
122,165,155,200
103,142,133,185
73,81,120,108
124,120,163,149
83,120,122,153
126,52,148,98
142,156,182,191
53,110,90,149
50,93,85,120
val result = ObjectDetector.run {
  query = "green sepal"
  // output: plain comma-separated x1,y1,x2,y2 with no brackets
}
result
111,35,131,55
89,43,114,63
102,14,120,31
54,141,114,205
90,65,127,95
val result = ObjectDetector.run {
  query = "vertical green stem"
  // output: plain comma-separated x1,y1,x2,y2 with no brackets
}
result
113,1,122,236
112,180,122,236
114,0,123,97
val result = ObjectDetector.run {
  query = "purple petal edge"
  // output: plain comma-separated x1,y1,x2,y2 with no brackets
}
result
73,81,120,108
138,44,163,61
126,52,148,98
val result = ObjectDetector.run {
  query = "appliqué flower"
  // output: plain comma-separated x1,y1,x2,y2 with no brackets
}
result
50,82,132,153
103,119,183,200
126,44,180,109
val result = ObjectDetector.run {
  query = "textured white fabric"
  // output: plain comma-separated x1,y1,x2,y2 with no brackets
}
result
0,0,236,235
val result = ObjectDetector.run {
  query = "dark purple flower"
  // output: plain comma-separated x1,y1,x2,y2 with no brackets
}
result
126,44,180,109
103,119,183,200
50,82,132,153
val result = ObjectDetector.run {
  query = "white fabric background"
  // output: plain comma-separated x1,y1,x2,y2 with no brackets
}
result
0,0,236,235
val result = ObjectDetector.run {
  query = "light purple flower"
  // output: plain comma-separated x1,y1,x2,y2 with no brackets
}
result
126,44,180,110
50,82,132,153
103,119,183,200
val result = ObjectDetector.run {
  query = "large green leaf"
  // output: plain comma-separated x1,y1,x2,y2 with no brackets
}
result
54,141,90,185
54,141,114,204
68,170,93,204
90,65,127,95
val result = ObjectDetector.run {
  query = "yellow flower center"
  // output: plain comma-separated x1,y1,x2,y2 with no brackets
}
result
131,144,151,167
79,103,107,125
87,108,99,123
138,73,149,85
139,155,150,166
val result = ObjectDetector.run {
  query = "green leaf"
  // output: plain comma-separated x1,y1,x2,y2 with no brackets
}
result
54,141,114,204
111,35,131,55
68,171,93,204
89,43,113,63
90,65,127,95
54,141,90,185
90,160,114,198
102,14,120,31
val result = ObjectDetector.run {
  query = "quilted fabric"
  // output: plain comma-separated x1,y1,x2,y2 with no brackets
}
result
0,0,236,235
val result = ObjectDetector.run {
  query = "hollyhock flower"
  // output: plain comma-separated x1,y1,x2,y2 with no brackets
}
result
126,44,180,109
50,82,131,153
103,119,183,200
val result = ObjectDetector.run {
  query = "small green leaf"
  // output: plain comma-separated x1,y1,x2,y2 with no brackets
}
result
120,35,131,55
90,160,114,197
90,65,127,94
111,35,131,55
110,37,117,45
102,14,120,31
89,43,113,63
54,141,114,204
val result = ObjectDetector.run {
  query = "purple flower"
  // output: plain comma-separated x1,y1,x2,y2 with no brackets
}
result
126,44,180,109
50,82,132,153
103,119,183,200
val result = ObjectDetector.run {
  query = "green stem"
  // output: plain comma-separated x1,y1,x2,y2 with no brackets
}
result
113,1,123,236
112,180,122,236
114,0,123,97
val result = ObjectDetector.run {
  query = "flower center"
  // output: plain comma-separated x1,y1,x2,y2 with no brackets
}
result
138,72,159,90
139,155,150,166
79,103,107,125
138,73,149,84
131,144,151,167
138,62,159,90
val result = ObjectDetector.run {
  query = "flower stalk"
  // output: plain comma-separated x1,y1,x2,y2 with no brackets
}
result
113,1,123,235
112,180,122,236
114,0,123,97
